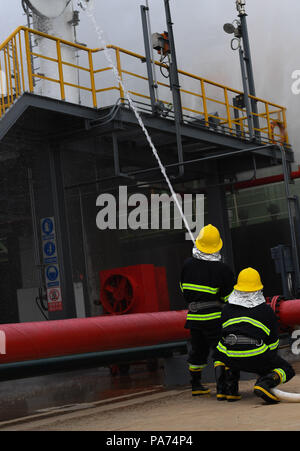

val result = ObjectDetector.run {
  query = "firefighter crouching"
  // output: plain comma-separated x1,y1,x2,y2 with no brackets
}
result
180,224,235,397
213,267,295,403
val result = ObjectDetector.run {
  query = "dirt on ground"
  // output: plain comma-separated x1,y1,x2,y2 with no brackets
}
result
2,363,300,431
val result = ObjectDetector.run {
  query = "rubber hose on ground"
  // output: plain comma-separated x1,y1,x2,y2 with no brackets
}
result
271,388,300,403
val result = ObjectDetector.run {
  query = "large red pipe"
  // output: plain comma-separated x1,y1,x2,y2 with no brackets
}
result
0,299,299,366
277,299,300,327
0,310,189,364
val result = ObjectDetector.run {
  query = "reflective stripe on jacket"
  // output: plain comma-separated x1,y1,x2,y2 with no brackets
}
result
217,302,279,358
180,257,235,329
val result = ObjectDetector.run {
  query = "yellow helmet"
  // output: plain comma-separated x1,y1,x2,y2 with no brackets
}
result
234,268,263,292
195,224,223,254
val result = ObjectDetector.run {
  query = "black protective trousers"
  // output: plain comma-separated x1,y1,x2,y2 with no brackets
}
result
213,347,295,383
188,321,221,367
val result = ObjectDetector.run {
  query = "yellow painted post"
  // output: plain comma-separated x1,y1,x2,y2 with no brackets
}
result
56,40,65,100
0,59,5,116
282,108,289,144
24,29,34,93
265,102,272,142
200,79,208,126
18,31,25,93
115,48,125,103
224,87,232,132
5,46,13,105
3,48,10,108
88,50,97,108
12,37,19,98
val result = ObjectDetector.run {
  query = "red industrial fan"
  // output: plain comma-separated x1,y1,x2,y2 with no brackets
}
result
99,264,170,315
100,274,137,315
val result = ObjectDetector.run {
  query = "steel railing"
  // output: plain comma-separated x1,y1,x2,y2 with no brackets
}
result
0,26,289,145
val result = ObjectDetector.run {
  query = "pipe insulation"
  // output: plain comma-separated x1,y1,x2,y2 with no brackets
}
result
0,310,189,364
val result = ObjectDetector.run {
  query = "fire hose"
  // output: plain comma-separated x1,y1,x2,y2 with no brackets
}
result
271,388,300,403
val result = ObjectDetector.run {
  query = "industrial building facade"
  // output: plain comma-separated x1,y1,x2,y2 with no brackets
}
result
0,1,297,324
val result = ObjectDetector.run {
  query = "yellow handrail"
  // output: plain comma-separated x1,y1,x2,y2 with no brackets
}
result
0,26,289,145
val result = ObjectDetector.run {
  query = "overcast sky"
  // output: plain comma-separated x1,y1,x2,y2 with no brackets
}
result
3,0,300,161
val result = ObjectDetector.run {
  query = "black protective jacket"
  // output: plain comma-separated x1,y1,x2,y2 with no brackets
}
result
219,302,279,352
180,257,235,330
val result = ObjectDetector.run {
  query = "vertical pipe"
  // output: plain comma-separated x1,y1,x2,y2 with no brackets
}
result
49,145,77,319
238,46,254,139
238,11,260,140
145,0,159,100
112,132,121,175
164,0,184,176
281,145,300,296
164,0,183,122
27,168,44,292
141,4,157,115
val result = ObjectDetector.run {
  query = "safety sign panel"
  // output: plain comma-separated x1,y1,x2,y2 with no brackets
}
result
41,217,55,241
43,240,57,264
46,287,62,312
41,217,63,311
45,264,60,286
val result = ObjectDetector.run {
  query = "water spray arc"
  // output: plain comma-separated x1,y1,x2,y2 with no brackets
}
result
82,0,195,243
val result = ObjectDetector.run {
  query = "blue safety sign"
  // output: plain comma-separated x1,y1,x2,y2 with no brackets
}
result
41,217,54,237
43,241,57,264
46,264,59,281
41,217,62,308
44,241,56,256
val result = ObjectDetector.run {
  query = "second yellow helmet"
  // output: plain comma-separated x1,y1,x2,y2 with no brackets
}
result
234,267,263,292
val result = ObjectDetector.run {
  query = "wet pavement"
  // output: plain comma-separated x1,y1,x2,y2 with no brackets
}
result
0,346,298,425
0,361,166,423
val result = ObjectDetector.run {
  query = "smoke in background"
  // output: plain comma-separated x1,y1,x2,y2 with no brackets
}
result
2,0,300,161
77,0,300,163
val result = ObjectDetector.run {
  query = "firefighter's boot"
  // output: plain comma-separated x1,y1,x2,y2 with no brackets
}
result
214,363,227,401
225,368,241,402
253,371,280,404
189,370,210,396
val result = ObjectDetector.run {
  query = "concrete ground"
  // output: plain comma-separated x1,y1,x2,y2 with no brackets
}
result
1,362,300,431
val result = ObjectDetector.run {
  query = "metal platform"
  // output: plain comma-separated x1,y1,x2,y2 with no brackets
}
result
0,93,293,186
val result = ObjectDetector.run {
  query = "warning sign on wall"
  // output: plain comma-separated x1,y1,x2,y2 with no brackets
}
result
47,287,63,312
41,217,63,312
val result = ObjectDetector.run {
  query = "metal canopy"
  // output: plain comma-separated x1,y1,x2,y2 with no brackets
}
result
0,93,294,187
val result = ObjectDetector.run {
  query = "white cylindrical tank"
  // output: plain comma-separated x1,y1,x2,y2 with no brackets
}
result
24,0,80,104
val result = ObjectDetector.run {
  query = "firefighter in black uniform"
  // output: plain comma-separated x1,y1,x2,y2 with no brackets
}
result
180,224,235,397
214,267,295,403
